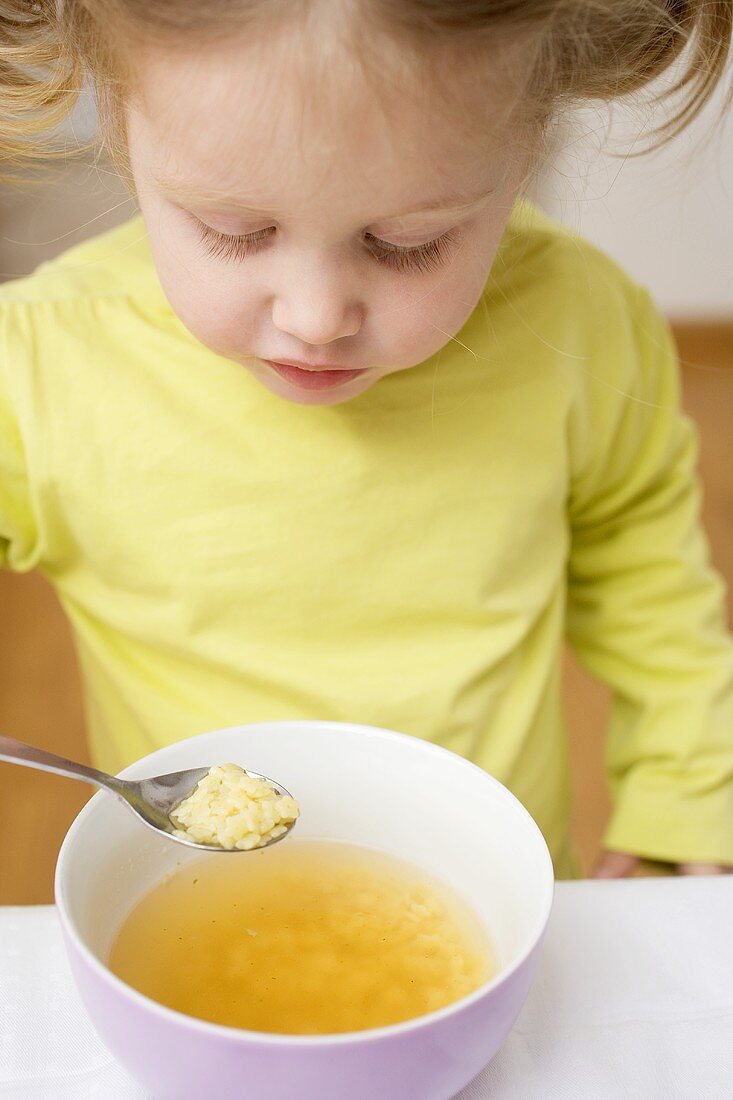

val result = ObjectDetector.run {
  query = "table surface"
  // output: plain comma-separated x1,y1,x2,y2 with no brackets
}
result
1,877,732,1099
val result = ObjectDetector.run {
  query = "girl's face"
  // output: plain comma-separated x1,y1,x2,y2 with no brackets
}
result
126,20,534,406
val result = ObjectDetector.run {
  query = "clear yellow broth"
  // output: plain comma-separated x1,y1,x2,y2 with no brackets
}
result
108,839,496,1034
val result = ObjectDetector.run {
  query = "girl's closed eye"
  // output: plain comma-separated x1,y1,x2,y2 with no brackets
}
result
363,230,460,274
193,217,460,275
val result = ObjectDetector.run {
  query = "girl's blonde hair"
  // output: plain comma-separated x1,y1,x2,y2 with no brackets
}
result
0,0,731,181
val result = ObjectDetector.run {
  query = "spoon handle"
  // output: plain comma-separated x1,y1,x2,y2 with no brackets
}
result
0,733,120,793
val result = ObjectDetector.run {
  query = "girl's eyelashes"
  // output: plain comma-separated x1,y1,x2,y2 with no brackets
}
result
193,217,459,274
363,230,459,273
196,220,274,263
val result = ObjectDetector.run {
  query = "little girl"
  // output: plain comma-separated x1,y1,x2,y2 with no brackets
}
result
1,0,731,879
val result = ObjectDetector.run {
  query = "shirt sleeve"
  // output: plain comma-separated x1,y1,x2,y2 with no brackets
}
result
566,285,733,866
0,303,40,572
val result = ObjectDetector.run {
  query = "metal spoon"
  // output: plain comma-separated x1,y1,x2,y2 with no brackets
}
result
0,734,297,852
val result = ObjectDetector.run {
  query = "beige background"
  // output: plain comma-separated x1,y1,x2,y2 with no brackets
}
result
0,159,731,902
538,77,733,318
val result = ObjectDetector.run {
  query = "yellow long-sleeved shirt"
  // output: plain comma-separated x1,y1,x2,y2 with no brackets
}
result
1,201,731,876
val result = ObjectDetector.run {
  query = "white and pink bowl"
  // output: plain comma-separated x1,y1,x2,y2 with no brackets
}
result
55,720,554,1100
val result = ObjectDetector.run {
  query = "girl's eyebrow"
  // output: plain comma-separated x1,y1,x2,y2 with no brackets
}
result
155,172,495,220
376,187,496,221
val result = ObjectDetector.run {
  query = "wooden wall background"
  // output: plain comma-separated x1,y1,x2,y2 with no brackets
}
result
0,164,731,902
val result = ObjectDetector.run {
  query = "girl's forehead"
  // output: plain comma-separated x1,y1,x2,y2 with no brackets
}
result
127,23,527,219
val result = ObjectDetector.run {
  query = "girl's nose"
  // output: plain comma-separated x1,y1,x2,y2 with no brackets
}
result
271,269,363,346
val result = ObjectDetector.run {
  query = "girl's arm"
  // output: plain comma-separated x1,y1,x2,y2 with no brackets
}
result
0,310,39,573
566,287,733,871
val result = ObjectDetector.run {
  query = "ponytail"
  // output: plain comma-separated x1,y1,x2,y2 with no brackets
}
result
0,0,86,180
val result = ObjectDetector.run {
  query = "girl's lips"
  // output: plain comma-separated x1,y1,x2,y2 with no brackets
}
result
266,360,366,390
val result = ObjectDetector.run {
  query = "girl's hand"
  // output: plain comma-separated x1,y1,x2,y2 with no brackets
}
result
592,850,732,878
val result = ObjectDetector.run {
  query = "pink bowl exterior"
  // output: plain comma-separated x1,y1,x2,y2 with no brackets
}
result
59,917,543,1100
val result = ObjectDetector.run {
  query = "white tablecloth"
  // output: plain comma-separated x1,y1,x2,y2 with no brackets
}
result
1,877,731,1099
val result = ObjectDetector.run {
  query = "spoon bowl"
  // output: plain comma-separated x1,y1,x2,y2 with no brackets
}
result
0,735,296,851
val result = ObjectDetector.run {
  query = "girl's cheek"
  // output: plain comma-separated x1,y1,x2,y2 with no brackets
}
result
155,261,253,355
388,271,487,360
191,294,257,356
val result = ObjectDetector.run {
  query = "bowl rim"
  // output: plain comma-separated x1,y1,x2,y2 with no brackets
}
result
55,719,555,1047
